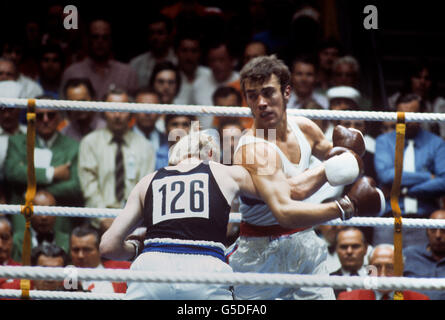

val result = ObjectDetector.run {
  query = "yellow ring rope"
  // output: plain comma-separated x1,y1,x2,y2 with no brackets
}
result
391,112,406,300
19,99,37,299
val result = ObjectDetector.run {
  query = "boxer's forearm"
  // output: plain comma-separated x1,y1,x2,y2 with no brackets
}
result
271,197,341,229
287,165,327,200
100,235,137,261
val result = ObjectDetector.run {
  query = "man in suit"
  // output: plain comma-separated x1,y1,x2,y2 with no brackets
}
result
330,227,369,297
4,105,83,235
70,226,129,293
337,244,429,300
12,190,70,262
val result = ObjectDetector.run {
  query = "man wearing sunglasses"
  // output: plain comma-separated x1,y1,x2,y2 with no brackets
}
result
4,99,83,235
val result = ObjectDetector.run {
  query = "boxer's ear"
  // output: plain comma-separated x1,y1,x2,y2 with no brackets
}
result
283,85,291,101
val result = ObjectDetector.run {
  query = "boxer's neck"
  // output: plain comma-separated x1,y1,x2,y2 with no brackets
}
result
254,112,288,141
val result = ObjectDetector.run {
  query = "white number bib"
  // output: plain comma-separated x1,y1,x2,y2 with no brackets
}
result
152,173,209,224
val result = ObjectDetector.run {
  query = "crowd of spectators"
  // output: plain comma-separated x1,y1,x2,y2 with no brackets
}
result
1,1,445,299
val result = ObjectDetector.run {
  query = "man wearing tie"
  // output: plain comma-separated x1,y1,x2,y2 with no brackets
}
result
330,227,370,298
78,88,155,229
337,244,429,300
4,100,83,235
373,93,445,247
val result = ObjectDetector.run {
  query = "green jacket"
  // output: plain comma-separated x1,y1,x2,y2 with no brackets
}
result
12,228,70,263
4,132,84,233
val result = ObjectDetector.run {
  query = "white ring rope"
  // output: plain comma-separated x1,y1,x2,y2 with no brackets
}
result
0,266,444,292
1,97,444,122
1,204,444,228
0,289,124,300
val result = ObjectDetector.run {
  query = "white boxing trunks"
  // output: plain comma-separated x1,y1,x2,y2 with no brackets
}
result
226,226,335,300
125,238,234,300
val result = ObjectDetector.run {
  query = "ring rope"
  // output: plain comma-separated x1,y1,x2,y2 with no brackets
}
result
1,97,445,122
0,289,125,300
1,266,445,292
1,204,445,228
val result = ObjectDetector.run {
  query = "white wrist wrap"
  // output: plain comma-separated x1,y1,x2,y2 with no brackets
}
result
325,152,360,186
127,239,141,261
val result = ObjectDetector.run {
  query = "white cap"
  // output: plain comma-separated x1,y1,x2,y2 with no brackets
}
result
327,86,361,105
0,80,22,98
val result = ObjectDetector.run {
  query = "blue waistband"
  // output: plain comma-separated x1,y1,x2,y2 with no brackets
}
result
142,242,226,262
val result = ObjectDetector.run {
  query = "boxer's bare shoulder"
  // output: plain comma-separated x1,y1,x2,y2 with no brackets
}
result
233,141,283,177
135,171,157,204
289,115,332,160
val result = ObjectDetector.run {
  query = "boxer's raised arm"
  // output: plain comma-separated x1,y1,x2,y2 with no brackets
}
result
100,173,154,260
236,143,341,228
292,116,333,160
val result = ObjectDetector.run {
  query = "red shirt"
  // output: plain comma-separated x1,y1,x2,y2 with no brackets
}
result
0,259,22,290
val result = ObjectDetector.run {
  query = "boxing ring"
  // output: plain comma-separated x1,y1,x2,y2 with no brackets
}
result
1,97,445,300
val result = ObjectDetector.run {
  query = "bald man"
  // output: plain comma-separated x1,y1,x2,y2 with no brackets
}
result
404,210,445,300
12,190,70,261
338,244,429,300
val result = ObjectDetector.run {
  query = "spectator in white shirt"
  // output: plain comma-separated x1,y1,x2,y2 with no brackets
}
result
130,13,177,89
288,54,328,109
192,40,239,128
173,32,210,105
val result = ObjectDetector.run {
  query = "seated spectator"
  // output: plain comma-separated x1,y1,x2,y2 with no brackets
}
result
37,44,65,99
192,40,239,128
404,209,445,300
330,227,372,298
12,190,70,262
0,58,18,83
211,85,243,128
148,61,182,135
5,104,83,234
0,81,25,185
388,58,445,137
1,47,43,98
173,31,210,105
331,56,371,110
130,13,177,89
78,88,155,213
288,55,328,109
2,36,39,79
314,38,342,93
70,226,129,293
0,217,21,290
324,86,361,141
60,18,139,101
338,244,429,300
373,93,445,247
133,89,169,170
60,78,106,142
31,243,68,291
149,61,181,105
165,113,195,148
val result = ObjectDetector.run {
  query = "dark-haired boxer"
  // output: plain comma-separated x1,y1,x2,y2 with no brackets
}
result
100,129,383,300
227,55,384,300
